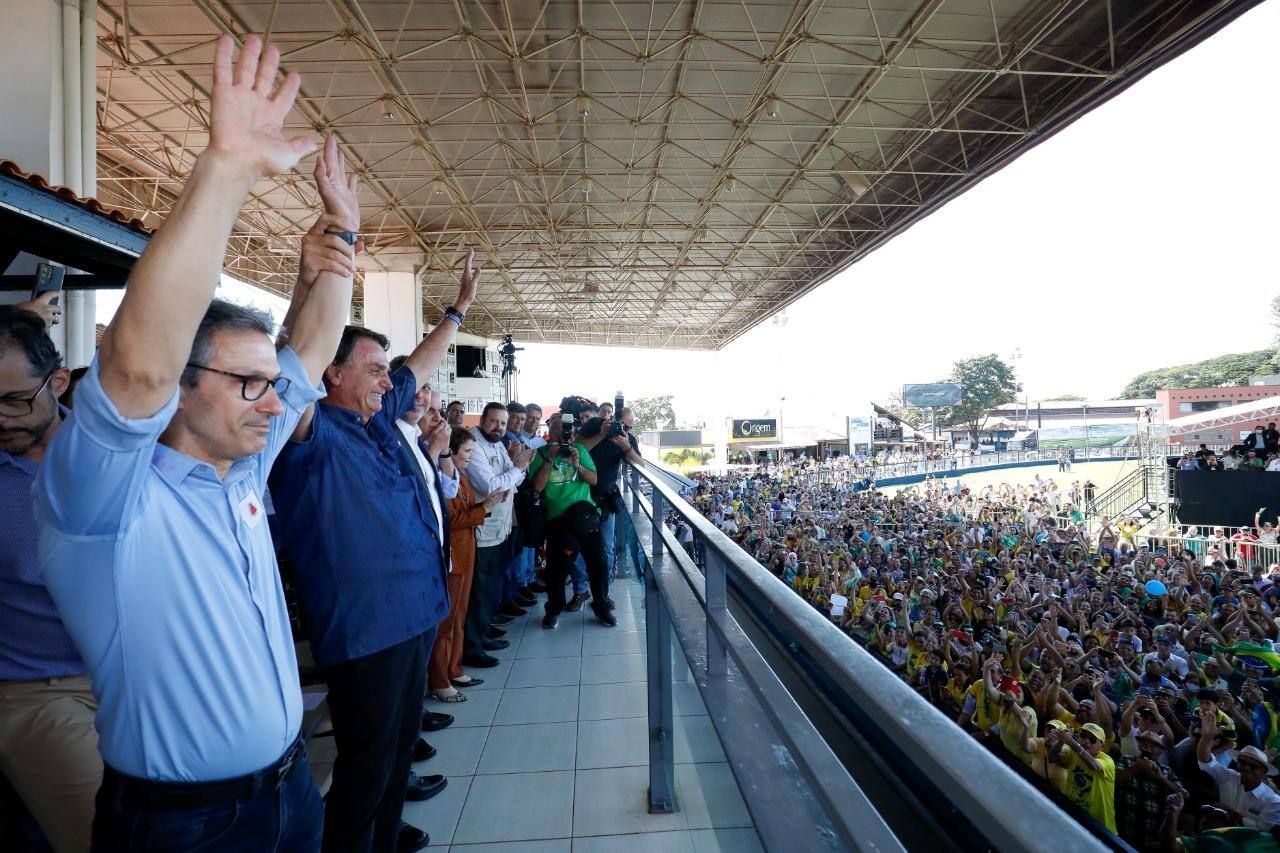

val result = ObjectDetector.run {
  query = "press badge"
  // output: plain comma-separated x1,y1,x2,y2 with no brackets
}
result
240,492,265,529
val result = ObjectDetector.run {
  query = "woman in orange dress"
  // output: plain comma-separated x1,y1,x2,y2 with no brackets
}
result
429,427,506,701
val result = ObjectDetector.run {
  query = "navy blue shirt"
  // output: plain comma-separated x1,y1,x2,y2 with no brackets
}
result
269,367,448,667
0,439,85,680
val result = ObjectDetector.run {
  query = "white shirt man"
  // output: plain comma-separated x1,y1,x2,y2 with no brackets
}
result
1198,751,1280,831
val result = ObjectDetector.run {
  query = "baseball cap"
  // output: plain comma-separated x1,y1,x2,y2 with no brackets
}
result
1045,719,1069,731
1081,723,1106,741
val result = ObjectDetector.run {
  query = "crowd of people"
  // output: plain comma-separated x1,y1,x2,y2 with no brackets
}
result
1179,439,1280,473
692,457,1280,850
0,35,642,853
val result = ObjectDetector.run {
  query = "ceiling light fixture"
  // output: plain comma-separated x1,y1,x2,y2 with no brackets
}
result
581,176,593,194
577,93,590,117
765,95,780,119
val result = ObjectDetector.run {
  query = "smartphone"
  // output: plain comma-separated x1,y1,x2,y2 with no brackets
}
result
31,262,64,306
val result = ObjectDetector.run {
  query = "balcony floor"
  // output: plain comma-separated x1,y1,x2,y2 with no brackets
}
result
404,577,763,852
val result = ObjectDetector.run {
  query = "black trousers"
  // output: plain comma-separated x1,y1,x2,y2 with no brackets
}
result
464,544,506,653
321,629,433,853
544,516,609,617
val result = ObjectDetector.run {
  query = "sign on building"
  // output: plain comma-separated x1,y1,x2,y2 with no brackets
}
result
903,383,963,408
847,415,872,449
730,418,778,442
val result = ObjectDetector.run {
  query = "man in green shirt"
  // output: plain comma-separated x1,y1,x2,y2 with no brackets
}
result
531,413,616,629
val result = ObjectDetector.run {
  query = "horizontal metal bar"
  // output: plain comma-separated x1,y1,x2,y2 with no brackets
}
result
624,462,1106,853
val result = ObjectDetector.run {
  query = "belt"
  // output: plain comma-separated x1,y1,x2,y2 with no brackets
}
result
104,735,307,811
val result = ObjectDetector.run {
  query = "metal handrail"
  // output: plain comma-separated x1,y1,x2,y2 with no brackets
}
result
624,460,1105,852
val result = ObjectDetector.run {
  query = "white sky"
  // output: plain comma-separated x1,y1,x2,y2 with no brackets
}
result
515,2,1279,430
98,3,1277,431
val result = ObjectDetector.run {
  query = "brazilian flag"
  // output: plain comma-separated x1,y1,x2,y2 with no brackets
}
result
1215,642,1280,673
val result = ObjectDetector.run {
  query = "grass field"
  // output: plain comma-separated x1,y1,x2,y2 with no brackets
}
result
880,460,1144,496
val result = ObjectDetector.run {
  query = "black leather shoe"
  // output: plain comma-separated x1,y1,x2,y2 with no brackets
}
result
488,627,507,640
528,579,547,593
405,771,448,802
422,711,454,732
500,602,528,617
412,738,436,762
604,597,616,610
515,592,538,607
461,652,500,668
565,591,591,612
482,638,510,651
451,677,483,688
542,611,560,629
491,614,515,626
594,608,617,627
398,822,430,852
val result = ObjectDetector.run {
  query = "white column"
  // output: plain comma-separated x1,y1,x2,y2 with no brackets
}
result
361,271,423,359
0,0,99,367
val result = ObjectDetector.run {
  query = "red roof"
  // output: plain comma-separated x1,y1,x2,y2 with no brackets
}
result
1,160,152,235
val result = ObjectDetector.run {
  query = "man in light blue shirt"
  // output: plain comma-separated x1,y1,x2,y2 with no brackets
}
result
34,35,358,851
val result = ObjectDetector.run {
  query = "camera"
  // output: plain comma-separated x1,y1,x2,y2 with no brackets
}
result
559,417,577,456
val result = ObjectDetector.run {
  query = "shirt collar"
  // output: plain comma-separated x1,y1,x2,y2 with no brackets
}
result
152,443,253,487
0,449,37,476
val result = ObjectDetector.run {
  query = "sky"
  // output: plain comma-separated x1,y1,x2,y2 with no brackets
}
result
100,3,1277,433
513,2,1279,430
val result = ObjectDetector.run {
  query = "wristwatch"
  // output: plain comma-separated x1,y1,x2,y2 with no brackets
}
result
443,306,465,328
439,450,454,458
324,228,358,246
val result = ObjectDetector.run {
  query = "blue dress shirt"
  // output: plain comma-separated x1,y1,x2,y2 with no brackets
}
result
268,366,449,669
34,347,323,782
0,437,85,681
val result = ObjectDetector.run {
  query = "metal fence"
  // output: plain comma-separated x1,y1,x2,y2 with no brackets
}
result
618,461,1105,852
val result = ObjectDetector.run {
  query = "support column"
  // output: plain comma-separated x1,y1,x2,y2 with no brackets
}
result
361,270,423,359
0,0,99,366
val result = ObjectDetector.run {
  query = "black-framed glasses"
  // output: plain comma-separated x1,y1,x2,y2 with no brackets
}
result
185,363,291,401
0,370,55,417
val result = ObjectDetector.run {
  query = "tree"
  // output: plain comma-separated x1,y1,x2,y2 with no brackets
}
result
630,394,676,432
1119,350,1279,398
1043,393,1085,401
1272,295,1280,345
934,354,1020,446
881,389,926,427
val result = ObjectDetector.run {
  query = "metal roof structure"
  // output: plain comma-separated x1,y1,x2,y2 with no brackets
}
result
89,0,1261,348
1167,397,1280,436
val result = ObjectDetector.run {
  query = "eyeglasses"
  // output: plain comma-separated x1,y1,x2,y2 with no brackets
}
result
0,370,55,417
185,363,291,401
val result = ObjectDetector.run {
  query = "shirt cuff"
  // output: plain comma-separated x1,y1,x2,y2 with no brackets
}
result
277,346,326,412
68,355,178,451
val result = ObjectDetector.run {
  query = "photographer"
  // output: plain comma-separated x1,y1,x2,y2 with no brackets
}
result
579,405,643,580
530,412,616,629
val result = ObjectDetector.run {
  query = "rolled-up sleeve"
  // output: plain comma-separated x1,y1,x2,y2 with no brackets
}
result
34,356,176,537
439,468,460,500
263,346,326,469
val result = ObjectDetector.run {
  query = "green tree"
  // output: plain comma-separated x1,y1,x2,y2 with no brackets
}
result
935,354,1020,446
1272,295,1280,345
881,389,926,427
630,394,676,432
1119,350,1280,397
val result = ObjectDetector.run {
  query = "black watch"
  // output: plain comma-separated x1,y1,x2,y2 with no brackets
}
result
439,450,454,458
324,228,358,246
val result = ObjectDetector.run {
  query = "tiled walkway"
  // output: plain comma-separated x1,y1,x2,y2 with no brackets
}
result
402,576,763,852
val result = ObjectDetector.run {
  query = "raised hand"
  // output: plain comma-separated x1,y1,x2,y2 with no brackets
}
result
208,35,316,180
455,247,480,311
298,213,356,287
17,291,62,327
313,135,361,233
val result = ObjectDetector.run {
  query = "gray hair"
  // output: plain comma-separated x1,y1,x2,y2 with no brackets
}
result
181,299,275,387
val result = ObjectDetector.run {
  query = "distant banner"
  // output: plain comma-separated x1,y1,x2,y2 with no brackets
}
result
903,383,963,408
847,415,872,447
730,418,778,442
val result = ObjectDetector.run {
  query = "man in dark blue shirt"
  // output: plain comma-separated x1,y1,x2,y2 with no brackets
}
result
0,304,100,853
269,254,479,853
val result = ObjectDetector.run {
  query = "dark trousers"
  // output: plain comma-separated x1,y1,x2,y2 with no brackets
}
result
464,545,505,653
544,517,609,617
321,629,433,853
91,737,322,852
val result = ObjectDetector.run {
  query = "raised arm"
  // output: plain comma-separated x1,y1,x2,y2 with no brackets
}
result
401,249,480,387
99,35,315,418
